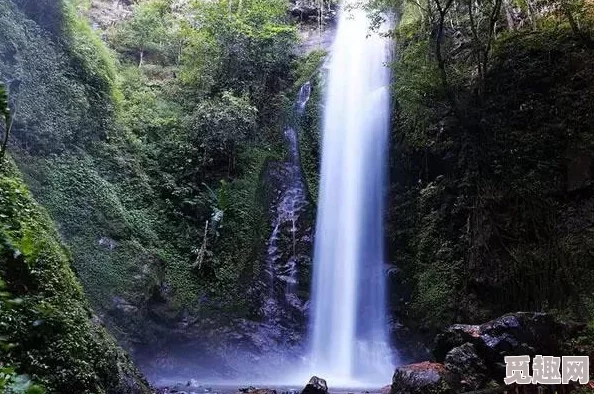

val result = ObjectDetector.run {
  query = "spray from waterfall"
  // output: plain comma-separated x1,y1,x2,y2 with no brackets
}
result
308,0,395,386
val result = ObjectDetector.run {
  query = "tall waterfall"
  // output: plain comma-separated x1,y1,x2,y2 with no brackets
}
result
309,0,394,385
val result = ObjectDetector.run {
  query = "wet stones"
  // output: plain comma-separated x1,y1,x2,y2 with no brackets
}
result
393,312,587,394
391,362,453,394
300,376,328,394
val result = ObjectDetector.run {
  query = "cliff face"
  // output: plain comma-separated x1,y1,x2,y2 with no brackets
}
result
386,15,594,360
0,158,152,393
4,0,594,384
1,0,169,353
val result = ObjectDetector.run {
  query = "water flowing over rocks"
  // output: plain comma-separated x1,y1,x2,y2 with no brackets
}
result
257,82,313,333
135,85,316,382
308,0,394,381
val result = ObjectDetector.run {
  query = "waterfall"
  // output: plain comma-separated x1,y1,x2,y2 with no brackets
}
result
263,83,312,324
308,0,395,386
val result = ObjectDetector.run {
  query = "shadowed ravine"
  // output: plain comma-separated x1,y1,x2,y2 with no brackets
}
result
4,0,594,393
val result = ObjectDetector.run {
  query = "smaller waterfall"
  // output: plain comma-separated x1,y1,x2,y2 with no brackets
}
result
263,83,312,324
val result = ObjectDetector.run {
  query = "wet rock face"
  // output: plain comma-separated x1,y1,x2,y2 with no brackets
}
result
289,0,337,54
391,362,452,394
301,376,328,394
289,0,337,24
258,158,314,329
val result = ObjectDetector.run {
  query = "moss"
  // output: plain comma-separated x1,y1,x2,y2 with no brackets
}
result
0,158,152,394
295,51,327,204
2,0,317,367
61,0,123,107
389,16,594,338
292,49,327,92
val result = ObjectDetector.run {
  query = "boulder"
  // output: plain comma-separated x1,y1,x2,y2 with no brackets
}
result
393,312,592,394
301,376,328,394
434,312,561,364
433,324,480,361
186,379,201,388
444,343,489,392
391,362,453,394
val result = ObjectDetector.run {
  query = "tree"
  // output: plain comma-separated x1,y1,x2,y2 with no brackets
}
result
558,0,593,45
0,82,13,164
108,0,169,66
466,0,503,95
181,0,297,102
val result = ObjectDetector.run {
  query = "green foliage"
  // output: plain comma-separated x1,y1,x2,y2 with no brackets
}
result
180,0,298,103
388,0,594,338
108,0,180,67
0,160,151,393
3,0,310,362
0,367,46,394
0,0,118,151
292,49,326,92
392,35,445,147
62,0,121,104
117,64,182,143
0,279,44,394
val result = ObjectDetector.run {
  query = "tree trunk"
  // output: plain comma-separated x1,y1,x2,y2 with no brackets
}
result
0,120,10,161
0,101,15,164
503,0,515,30
482,0,503,82
467,0,484,92
436,10,448,93
562,2,592,46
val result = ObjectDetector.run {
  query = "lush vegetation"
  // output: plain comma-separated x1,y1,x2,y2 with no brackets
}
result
0,0,326,380
4,0,594,384
380,0,594,356
0,158,152,393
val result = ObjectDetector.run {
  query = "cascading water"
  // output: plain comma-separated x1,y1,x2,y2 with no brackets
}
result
308,0,395,386
263,82,312,324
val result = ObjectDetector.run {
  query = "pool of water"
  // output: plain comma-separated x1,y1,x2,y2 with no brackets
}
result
154,382,388,394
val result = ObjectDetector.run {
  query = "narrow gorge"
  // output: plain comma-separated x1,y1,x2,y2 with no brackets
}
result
1,0,594,393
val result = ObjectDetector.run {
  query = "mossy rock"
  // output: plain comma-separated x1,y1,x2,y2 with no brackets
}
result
0,159,152,394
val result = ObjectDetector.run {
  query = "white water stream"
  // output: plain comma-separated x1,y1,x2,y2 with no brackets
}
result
308,0,395,386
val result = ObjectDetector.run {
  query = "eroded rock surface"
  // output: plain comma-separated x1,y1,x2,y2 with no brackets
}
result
391,362,452,394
